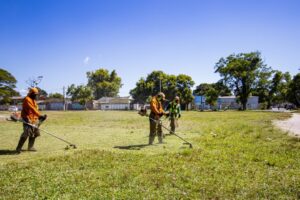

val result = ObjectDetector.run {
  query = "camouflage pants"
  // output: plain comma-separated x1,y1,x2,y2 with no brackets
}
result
21,122,40,138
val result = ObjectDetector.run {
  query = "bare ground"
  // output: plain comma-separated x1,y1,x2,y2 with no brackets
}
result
274,113,300,137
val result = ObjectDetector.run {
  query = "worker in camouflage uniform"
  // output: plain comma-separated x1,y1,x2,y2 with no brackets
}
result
16,88,47,153
168,96,181,134
149,92,166,144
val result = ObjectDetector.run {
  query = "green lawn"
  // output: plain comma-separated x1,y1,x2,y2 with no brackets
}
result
0,111,299,199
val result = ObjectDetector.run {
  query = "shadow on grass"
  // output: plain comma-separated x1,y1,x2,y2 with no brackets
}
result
114,144,150,150
0,149,18,155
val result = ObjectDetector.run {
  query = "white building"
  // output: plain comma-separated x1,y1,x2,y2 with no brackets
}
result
97,97,133,110
218,96,259,110
194,95,259,110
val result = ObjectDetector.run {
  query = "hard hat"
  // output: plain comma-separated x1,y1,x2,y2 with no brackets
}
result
157,92,165,100
28,87,39,95
175,96,180,101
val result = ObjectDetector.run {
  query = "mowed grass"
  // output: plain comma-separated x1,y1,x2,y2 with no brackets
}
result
0,110,299,199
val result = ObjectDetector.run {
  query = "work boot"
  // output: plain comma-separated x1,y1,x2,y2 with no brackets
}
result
28,137,37,151
148,136,155,145
16,137,27,154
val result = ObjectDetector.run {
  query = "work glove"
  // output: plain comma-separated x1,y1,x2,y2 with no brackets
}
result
178,114,181,118
39,114,47,122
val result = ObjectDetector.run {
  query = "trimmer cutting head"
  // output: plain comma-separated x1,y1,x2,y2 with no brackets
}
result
183,142,193,148
65,144,77,150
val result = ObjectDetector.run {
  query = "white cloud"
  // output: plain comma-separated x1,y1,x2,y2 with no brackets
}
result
84,56,90,65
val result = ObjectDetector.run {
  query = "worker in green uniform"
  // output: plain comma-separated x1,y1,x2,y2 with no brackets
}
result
168,96,181,134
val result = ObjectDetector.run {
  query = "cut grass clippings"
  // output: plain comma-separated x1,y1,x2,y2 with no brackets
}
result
0,111,299,199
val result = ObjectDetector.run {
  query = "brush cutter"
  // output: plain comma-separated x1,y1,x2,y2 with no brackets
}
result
149,116,193,148
138,107,193,148
7,113,77,150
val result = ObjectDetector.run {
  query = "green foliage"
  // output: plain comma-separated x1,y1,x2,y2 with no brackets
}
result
193,83,212,96
215,52,271,110
288,73,300,107
87,69,122,99
0,111,299,199
130,71,170,103
36,87,48,98
0,68,19,104
67,84,93,108
252,68,274,106
270,71,291,104
205,87,219,107
253,70,292,108
130,71,195,107
48,92,64,99
194,81,231,97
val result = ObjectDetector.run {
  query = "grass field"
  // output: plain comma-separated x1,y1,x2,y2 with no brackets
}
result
0,110,299,199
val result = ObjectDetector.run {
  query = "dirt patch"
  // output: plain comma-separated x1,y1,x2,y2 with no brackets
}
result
0,114,9,121
273,113,300,137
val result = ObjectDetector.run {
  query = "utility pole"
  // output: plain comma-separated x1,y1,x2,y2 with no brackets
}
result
159,78,162,92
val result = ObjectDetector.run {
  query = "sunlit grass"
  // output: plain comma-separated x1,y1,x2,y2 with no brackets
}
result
0,110,299,199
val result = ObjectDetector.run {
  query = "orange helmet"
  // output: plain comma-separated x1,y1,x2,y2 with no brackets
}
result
28,87,39,95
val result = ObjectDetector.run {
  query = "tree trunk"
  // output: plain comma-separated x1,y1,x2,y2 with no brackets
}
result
185,103,189,111
240,98,247,110
242,102,247,110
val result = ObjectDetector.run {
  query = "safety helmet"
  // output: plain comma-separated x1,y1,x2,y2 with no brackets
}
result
157,92,165,100
175,96,180,101
28,87,39,95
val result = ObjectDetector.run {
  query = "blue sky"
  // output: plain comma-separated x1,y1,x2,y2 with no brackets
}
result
1,0,300,96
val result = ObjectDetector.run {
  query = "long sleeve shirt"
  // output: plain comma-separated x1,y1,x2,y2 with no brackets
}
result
21,96,41,123
150,97,164,115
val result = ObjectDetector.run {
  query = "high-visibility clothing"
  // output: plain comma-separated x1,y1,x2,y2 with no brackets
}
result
21,96,40,123
169,102,181,118
150,96,164,115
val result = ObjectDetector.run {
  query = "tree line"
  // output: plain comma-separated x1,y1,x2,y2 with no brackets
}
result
1,51,300,109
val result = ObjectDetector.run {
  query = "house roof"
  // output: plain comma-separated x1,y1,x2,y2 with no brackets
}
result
11,96,24,100
219,96,236,99
97,96,132,104
219,96,258,99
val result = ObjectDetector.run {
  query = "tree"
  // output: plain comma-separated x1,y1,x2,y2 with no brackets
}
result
288,73,300,107
213,80,232,96
130,71,177,103
215,52,270,110
252,68,274,109
193,83,213,96
130,71,195,110
253,70,291,109
48,93,64,99
67,84,93,109
0,68,20,104
270,71,291,104
176,74,195,110
205,88,219,108
36,87,48,98
87,69,122,99
193,81,231,97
